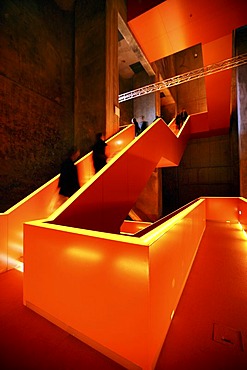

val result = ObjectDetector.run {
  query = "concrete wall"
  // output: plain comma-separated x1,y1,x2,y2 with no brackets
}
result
160,31,247,216
162,132,239,216
132,70,161,221
74,0,126,154
236,26,247,198
0,0,127,212
133,70,156,124
155,43,207,122
119,75,133,126
0,0,74,211
1,1,244,219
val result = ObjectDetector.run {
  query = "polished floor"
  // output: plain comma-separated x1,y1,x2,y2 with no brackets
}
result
156,220,247,370
1,220,247,369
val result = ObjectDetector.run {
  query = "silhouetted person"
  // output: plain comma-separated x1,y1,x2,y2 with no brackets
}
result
92,132,107,173
139,115,148,133
175,113,182,129
58,146,80,199
131,117,140,136
180,108,188,123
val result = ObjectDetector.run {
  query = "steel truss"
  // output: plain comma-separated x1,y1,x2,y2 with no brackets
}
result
118,53,247,103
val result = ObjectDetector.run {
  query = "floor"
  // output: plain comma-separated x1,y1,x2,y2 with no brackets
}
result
156,221,247,369
1,221,247,370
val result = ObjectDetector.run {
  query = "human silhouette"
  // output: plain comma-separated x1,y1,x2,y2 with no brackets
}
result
175,113,182,129
131,117,140,136
139,115,148,133
58,146,80,199
180,108,188,123
92,132,107,173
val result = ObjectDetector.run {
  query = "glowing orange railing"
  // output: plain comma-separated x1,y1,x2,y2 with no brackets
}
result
238,197,247,230
1,116,190,273
120,220,152,235
0,124,135,272
0,116,192,273
48,117,190,234
24,198,206,370
21,116,194,369
6,109,246,369
23,197,247,370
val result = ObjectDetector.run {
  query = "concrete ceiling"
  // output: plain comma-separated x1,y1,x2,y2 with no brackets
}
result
116,1,246,81
53,1,247,81
118,36,140,79
118,14,155,80
53,1,247,134
125,0,247,136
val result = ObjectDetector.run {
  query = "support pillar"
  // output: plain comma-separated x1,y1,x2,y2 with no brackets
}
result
74,0,126,154
236,26,247,197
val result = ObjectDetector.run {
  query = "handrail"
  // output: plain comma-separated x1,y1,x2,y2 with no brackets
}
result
47,118,190,234
0,116,191,272
0,124,135,272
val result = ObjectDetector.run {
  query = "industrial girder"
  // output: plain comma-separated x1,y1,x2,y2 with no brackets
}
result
118,53,247,103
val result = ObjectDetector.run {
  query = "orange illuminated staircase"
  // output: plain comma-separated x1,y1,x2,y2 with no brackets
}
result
48,117,190,234
1,215,247,370
0,123,135,272
22,194,247,370
3,116,230,370
0,117,189,273
21,116,225,370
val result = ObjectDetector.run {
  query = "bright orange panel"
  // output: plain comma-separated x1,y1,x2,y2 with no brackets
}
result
238,198,247,231
148,199,206,367
128,0,247,62
0,124,135,270
120,220,152,235
205,197,238,222
24,198,207,369
50,119,190,234
189,112,209,135
202,34,232,132
0,213,8,272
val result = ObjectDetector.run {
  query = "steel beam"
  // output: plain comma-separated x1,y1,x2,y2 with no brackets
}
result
119,53,247,103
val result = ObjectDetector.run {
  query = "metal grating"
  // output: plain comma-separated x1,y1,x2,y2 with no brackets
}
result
119,53,247,103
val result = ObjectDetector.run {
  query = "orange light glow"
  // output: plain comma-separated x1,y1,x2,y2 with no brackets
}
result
47,118,190,234
15,262,24,272
237,222,247,240
0,124,135,272
142,198,204,244
6,257,23,271
66,247,103,262
22,197,247,369
172,278,176,288
128,0,247,62
23,196,208,369
115,257,148,277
